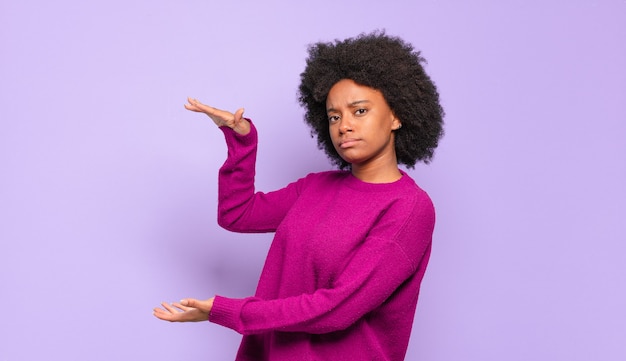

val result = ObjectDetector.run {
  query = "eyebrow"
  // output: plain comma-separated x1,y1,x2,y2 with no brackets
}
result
326,100,371,113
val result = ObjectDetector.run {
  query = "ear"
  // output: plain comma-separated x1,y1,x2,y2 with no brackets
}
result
391,114,402,130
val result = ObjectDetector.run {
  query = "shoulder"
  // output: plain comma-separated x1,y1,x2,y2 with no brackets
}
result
395,172,434,210
374,174,436,239
402,178,436,226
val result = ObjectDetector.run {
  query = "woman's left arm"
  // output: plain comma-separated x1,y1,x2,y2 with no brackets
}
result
209,195,435,334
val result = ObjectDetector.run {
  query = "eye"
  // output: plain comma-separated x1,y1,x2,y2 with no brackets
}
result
328,115,340,123
355,108,367,116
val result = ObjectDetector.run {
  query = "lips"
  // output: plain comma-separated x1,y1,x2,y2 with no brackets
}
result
339,138,360,149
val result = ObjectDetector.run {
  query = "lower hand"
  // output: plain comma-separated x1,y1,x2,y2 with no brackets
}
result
153,297,214,322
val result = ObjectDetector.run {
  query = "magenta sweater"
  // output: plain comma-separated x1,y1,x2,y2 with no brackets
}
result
209,122,435,361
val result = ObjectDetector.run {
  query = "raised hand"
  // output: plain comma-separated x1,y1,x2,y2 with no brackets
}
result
153,297,215,322
184,97,250,135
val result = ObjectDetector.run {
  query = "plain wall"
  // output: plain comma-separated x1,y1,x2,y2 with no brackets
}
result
1,0,625,360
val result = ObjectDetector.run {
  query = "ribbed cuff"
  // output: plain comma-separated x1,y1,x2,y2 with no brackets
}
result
209,295,247,334
220,118,257,147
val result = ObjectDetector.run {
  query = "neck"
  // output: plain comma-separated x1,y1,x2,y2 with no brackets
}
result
351,158,402,184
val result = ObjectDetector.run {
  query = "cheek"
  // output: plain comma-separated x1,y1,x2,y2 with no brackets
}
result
328,125,338,140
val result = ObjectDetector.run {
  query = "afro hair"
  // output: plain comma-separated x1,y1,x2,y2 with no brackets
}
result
298,31,445,169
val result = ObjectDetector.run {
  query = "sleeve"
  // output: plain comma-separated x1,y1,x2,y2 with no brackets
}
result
208,193,436,335
217,121,302,233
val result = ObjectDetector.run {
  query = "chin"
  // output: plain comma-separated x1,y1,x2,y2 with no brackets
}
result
338,155,358,165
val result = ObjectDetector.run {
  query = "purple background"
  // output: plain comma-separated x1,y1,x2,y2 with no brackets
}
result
1,1,625,360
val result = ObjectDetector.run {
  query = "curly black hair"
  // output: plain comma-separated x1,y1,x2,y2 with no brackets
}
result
298,31,444,169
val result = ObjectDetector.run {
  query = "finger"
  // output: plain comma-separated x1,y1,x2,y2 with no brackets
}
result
171,302,193,312
184,97,205,112
195,102,235,122
153,307,176,321
160,302,180,314
188,98,216,114
184,103,198,111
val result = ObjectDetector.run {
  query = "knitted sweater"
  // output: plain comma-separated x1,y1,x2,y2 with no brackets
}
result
209,122,435,361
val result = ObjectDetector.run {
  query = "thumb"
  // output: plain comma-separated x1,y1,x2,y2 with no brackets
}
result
180,298,196,307
181,298,212,312
234,107,245,122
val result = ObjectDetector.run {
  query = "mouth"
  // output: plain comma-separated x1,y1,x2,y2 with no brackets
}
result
338,138,360,149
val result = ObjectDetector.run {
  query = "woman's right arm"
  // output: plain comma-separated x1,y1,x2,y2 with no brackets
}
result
185,98,300,233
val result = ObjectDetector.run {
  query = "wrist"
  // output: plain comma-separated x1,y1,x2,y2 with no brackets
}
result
233,119,251,135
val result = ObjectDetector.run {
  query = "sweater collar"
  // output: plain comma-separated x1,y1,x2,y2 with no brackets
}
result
341,169,414,192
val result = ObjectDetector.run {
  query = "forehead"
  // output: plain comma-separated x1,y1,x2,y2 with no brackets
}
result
326,79,384,106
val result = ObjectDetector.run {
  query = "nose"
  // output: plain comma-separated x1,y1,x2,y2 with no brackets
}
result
338,117,353,134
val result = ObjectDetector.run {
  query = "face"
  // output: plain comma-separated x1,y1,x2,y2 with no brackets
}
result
326,79,401,168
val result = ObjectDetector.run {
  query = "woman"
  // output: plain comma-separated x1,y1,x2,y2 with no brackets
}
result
154,31,444,361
